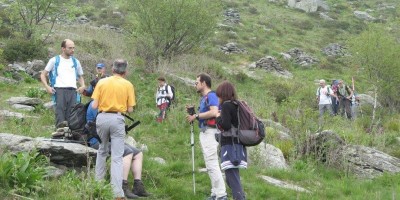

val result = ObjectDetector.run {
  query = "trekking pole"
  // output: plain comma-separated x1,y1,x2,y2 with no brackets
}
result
190,121,196,194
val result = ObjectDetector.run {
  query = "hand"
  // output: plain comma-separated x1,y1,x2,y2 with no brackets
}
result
186,114,196,123
77,86,86,94
46,86,55,94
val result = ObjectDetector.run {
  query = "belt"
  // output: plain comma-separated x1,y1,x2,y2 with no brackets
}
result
206,125,217,128
54,87,76,90
100,111,122,115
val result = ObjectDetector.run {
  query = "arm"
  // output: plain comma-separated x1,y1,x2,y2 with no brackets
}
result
92,99,98,109
217,103,233,131
40,70,54,94
77,76,86,93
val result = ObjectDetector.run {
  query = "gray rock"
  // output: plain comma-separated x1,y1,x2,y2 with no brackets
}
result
11,104,35,111
354,11,376,21
255,56,293,78
301,130,400,178
150,157,166,165
248,142,288,169
322,43,349,57
0,110,38,119
6,97,43,106
0,133,97,167
357,94,381,107
10,63,26,72
260,175,311,193
26,60,45,79
220,42,247,54
44,101,55,109
319,12,334,21
286,48,319,67
224,8,240,24
0,76,18,84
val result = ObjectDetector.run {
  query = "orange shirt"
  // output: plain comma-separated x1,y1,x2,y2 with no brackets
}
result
92,75,135,112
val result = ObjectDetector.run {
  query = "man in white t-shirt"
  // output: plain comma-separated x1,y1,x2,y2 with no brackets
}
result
316,79,335,118
40,39,85,128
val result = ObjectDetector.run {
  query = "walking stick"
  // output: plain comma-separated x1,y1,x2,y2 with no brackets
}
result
190,121,196,194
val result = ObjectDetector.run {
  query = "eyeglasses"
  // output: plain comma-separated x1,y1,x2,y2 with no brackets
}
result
195,82,200,86
97,67,103,70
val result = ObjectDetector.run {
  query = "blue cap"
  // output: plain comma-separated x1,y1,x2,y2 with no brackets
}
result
96,63,105,68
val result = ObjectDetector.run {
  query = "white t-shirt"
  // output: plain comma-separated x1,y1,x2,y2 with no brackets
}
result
45,56,84,88
316,86,333,105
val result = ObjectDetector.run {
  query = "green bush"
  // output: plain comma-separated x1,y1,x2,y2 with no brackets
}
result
0,151,47,195
3,39,47,62
25,87,46,98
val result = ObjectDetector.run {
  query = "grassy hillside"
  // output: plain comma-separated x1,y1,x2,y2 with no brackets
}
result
1,0,400,199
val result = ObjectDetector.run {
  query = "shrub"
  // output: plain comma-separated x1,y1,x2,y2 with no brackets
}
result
3,39,47,62
0,151,47,195
25,87,46,98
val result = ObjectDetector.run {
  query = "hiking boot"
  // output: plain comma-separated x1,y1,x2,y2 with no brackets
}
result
51,131,65,138
216,196,228,200
123,181,139,199
57,121,68,128
132,179,150,197
205,195,216,200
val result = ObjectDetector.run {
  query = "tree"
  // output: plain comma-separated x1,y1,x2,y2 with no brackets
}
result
3,0,78,40
126,0,220,67
349,25,400,112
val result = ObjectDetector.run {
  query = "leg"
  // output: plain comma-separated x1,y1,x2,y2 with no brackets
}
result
132,152,143,180
345,99,352,119
54,88,67,127
123,153,133,180
64,89,77,124
95,114,111,181
109,115,126,198
199,128,227,198
225,168,245,200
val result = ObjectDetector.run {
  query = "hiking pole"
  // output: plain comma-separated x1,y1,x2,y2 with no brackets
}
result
190,121,196,194
187,106,196,194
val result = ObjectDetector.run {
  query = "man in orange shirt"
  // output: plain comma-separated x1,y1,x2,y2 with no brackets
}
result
91,59,135,200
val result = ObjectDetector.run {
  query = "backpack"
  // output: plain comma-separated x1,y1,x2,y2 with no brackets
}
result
165,84,176,106
68,101,90,132
204,91,217,126
317,86,331,97
232,100,265,146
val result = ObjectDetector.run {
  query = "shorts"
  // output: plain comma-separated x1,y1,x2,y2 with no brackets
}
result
91,142,141,157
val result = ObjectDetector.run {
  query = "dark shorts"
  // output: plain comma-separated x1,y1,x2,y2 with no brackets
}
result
91,142,141,157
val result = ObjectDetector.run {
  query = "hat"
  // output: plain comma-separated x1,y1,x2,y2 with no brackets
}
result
96,63,105,68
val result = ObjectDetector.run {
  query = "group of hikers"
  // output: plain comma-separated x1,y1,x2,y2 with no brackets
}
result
39,39,247,200
316,79,360,123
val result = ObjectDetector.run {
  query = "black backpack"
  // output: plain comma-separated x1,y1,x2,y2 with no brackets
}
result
166,84,176,106
68,102,91,132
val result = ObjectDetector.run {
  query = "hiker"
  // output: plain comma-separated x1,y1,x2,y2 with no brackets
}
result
82,63,108,97
337,80,353,119
85,104,149,199
40,39,86,128
155,76,173,123
91,59,136,199
215,81,247,200
330,80,340,115
316,79,335,117
186,73,227,200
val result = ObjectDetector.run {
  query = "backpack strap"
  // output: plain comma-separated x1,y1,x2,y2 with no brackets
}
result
49,55,79,87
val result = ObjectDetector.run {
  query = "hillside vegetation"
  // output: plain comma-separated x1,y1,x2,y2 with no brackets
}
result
0,0,400,199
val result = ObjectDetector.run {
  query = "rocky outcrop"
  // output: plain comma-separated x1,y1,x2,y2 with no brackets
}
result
288,0,328,13
220,43,247,54
253,56,293,79
224,8,240,24
301,130,400,178
354,11,376,21
0,133,97,167
322,43,349,57
6,97,43,106
285,48,319,67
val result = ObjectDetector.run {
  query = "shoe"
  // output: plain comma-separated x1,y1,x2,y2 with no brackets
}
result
216,196,228,200
123,181,139,199
132,179,150,197
206,196,216,200
57,121,68,128
51,131,65,138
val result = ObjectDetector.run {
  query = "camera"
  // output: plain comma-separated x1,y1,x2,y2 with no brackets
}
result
187,106,195,115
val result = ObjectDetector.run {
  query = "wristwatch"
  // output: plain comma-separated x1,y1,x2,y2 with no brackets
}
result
195,114,199,120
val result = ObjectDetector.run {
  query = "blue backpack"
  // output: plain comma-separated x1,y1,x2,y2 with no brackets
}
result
48,55,80,103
